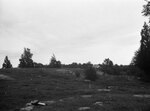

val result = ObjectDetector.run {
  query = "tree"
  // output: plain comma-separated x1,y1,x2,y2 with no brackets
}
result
49,54,61,68
2,56,12,69
102,58,113,66
131,1,150,80
100,58,114,74
18,48,34,68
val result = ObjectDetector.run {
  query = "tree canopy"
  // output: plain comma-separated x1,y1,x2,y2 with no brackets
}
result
131,1,150,80
18,48,34,68
2,56,12,69
102,58,113,66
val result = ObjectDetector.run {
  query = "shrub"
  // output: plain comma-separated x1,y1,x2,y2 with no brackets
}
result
84,67,98,81
75,71,80,78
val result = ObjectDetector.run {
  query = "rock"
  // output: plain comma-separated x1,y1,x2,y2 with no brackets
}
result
38,102,46,106
30,100,39,105
94,102,103,106
133,94,150,98
26,103,32,106
21,100,47,111
78,107,90,110
97,89,110,92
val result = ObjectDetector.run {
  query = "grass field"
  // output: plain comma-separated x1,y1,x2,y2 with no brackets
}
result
0,68,150,111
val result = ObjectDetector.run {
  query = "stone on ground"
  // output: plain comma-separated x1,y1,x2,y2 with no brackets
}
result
97,89,110,92
78,107,90,110
94,101,103,106
133,94,150,98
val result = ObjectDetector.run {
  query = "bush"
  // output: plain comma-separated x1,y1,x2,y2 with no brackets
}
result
84,67,98,81
75,71,80,78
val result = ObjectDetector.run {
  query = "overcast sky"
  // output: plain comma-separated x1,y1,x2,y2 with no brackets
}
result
0,0,146,67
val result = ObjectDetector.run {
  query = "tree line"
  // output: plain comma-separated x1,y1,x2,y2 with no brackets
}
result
1,48,115,69
1,50,134,76
1,48,62,69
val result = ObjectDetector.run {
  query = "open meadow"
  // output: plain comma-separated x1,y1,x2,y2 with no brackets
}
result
0,68,150,111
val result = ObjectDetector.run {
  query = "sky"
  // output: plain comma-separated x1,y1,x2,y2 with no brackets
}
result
0,0,146,67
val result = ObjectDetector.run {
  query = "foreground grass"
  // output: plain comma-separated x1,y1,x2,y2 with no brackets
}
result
0,68,150,111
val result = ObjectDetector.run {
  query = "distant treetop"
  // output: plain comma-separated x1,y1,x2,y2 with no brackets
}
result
2,56,12,69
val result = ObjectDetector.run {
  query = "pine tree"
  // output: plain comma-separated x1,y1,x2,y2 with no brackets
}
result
2,56,12,69
18,48,34,68
131,1,150,80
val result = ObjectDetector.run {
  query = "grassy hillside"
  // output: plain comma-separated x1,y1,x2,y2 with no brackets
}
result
0,68,150,111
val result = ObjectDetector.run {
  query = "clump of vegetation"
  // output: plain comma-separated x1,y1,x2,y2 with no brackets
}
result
100,58,114,75
75,71,80,78
33,62,44,68
18,48,34,68
84,67,98,81
49,54,61,68
2,56,12,69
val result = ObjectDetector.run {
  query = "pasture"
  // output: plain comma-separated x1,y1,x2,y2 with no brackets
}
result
0,68,150,111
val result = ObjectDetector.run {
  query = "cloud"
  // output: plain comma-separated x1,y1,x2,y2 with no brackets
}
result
0,0,146,66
